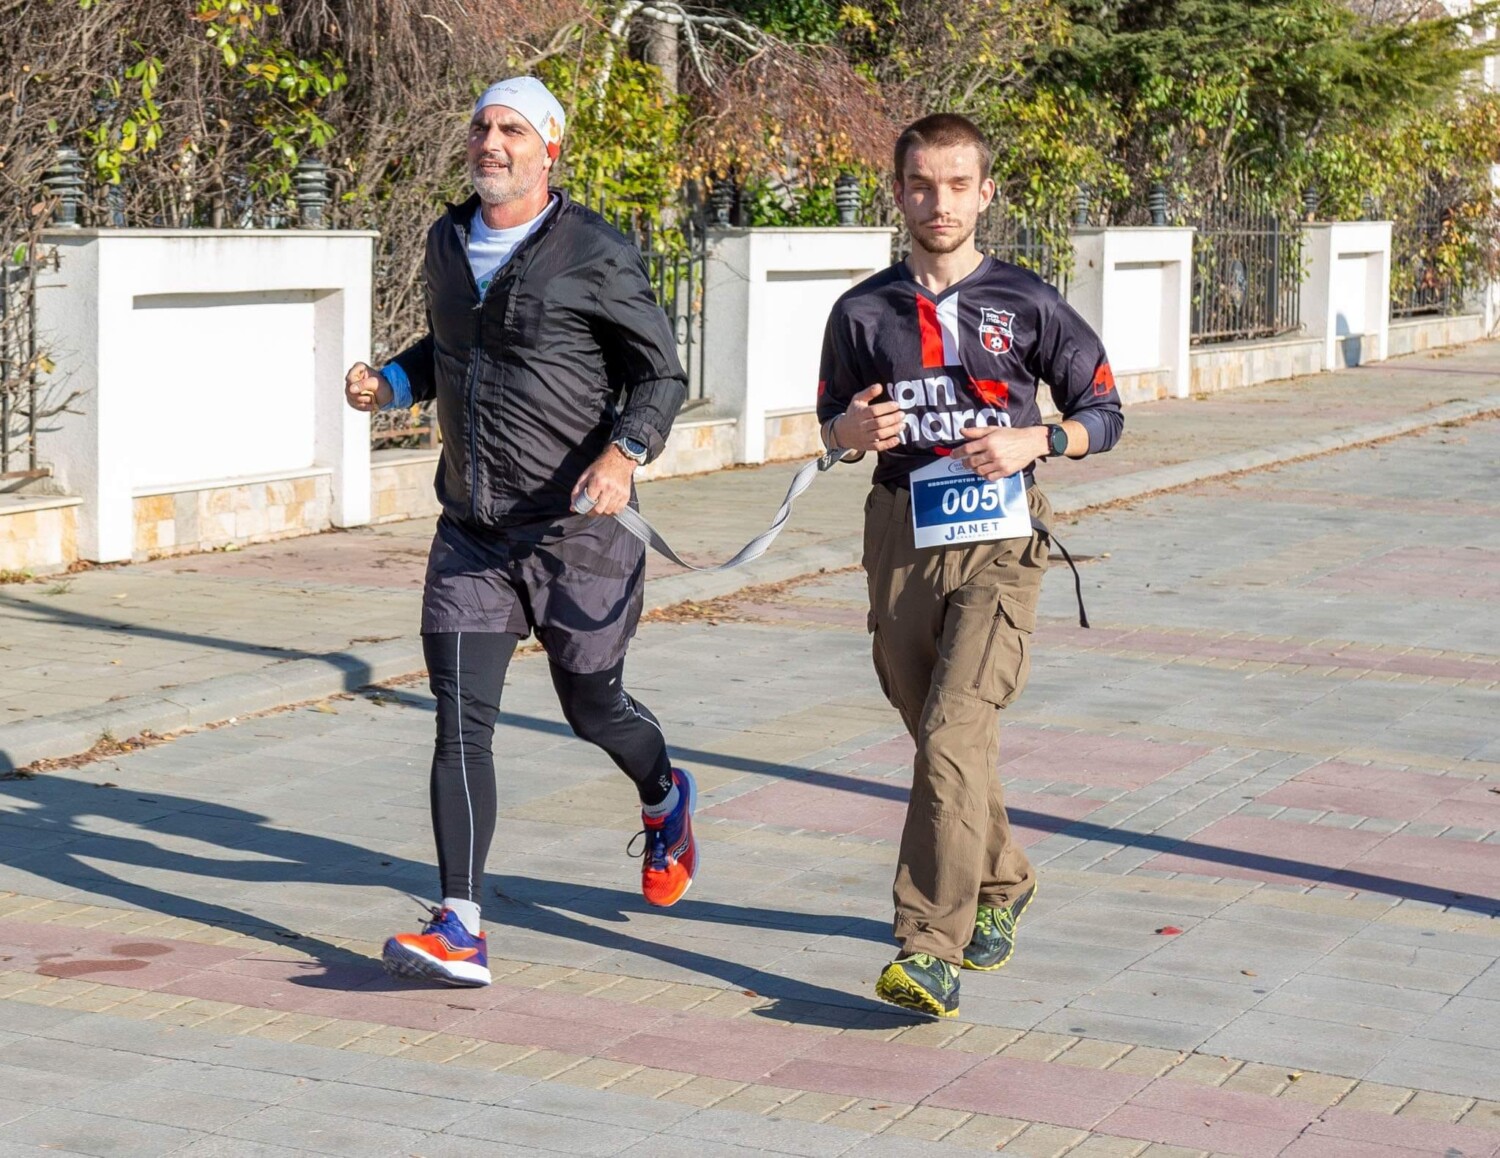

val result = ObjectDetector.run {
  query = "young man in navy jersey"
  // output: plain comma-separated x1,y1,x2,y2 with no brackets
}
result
817,114,1124,1017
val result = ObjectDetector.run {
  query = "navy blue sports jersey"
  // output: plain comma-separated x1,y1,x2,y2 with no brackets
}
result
816,256,1124,484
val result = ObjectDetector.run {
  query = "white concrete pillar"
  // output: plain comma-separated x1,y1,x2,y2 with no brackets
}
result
702,227,893,464
1300,222,1393,371
33,228,376,561
1067,227,1194,400
1487,165,1500,336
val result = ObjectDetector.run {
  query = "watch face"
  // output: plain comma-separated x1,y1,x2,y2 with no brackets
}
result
1049,426,1068,456
619,437,648,461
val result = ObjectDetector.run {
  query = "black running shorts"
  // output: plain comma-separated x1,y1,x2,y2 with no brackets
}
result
420,512,646,675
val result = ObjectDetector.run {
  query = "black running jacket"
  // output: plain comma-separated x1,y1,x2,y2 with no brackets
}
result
389,191,687,529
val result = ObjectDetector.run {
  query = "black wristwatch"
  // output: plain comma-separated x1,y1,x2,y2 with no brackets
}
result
1045,423,1069,458
613,436,649,465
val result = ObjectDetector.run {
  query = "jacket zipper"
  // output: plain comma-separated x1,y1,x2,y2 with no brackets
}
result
973,604,1005,692
454,217,484,523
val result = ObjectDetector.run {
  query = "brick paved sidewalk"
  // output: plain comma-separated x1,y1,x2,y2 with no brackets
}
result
0,421,1495,1156
1,339,1497,775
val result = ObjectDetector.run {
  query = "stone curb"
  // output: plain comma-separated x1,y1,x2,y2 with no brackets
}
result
3,391,1496,773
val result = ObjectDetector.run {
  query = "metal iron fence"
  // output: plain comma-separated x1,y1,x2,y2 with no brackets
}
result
1,257,45,481
1188,174,1303,344
1390,181,1465,318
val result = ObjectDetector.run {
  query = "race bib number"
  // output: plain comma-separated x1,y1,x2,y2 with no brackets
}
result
909,457,1031,549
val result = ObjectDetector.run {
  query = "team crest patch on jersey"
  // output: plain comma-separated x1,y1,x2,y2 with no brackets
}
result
978,307,1015,355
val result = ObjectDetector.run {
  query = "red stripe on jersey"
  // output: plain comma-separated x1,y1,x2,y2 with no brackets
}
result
971,378,1010,407
916,294,945,368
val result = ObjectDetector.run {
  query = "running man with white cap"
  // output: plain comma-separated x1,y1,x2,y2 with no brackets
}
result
344,77,698,987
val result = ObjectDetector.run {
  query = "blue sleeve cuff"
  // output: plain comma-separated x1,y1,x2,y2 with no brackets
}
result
1071,406,1121,456
379,362,413,410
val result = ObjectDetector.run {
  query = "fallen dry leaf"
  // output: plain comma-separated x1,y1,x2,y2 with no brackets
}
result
1241,970,1257,977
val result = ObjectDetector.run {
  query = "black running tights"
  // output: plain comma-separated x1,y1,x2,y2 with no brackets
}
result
422,631,673,903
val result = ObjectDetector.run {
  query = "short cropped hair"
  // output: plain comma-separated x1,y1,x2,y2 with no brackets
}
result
894,114,993,183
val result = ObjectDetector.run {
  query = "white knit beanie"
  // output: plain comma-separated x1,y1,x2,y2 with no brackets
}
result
474,77,566,160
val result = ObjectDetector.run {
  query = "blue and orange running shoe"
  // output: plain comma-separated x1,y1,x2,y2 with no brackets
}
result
633,767,699,908
382,902,491,987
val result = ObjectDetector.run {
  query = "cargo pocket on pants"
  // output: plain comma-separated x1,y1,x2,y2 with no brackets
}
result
971,593,1036,709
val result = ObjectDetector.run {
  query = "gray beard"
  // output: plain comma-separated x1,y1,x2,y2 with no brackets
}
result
471,161,542,206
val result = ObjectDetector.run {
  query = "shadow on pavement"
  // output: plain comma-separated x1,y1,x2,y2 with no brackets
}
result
486,704,1499,918
0,769,904,1026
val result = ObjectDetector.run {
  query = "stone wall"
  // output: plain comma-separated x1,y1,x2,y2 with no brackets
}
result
1189,335,1324,396
370,450,442,525
132,472,333,559
0,495,79,576
638,417,737,481
762,411,822,464
1115,369,1174,406
1387,314,1486,358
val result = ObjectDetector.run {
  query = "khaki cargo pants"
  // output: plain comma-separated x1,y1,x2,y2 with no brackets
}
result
862,480,1051,966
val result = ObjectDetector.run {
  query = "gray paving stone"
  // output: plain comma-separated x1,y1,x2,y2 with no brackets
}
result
159,1035,378,1082
1313,940,1491,994
1273,807,1329,826
498,1082,700,1134
614,1141,768,1158
667,1106,869,1156
1410,996,1500,1048
1460,963,1500,1001
171,1141,331,1158
0,1144,95,1158
341,1055,535,1104
1,1108,202,1157
218,1105,434,1158
1437,825,1490,841
0,1036,173,1084
280,1080,478,1130
0,1002,83,1035
0,1098,36,1127
37,1012,231,1061
445,1104,651,1155
1365,1038,1500,1102
135,1059,322,1104
837,1135,964,1157
1354,816,1406,834
62,1079,268,1133
1201,1010,1402,1080
1037,1006,1214,1051
0,1060,112,1106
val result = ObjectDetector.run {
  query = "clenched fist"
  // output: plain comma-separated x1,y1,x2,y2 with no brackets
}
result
344,363,393,412
831,384,906,453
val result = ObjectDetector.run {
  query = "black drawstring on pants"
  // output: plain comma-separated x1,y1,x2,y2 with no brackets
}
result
1029,517,1090,629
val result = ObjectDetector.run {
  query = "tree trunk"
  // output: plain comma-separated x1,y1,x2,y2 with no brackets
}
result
643,17,679,99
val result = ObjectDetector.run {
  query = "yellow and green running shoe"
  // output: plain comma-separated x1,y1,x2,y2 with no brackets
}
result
875,952,960,1018
963,883,1036,971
